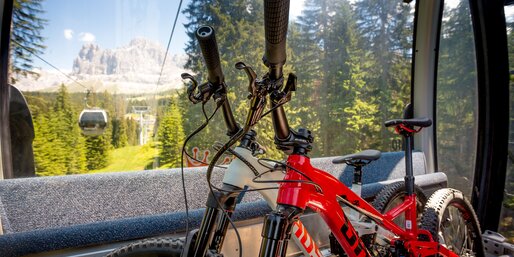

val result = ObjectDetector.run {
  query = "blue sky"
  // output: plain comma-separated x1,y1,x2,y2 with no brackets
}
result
35,0,306,71
30,0,514,71
37,0,188,70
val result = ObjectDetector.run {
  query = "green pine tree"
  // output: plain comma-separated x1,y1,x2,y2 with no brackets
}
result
157,101,185,167
290,0,372,155
111,117,128,148
32,111,68,176
53,84,87,174
354,0,414,149
10,0,47,83
33,84,87,176
84,135,110,170
126,117,139,146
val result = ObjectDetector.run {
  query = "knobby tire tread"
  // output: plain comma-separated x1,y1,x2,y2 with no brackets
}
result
371,181,427,217
105,237,184,257
420,188,485,257
361,181,427,251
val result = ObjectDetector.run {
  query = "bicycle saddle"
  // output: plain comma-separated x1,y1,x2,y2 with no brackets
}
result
332,149,381,165
384,117,432,128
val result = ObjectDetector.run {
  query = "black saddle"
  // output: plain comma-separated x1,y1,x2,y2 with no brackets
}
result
384,117,432,128
332,149,381,165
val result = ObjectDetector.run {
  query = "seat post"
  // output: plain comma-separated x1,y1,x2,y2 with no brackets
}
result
352,164,363,198
404,134,414,196
384,117,432,196
349,163,363,221
353,164,363,185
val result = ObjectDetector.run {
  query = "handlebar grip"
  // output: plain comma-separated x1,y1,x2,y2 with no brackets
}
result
263,0,290,78
196,26,224,84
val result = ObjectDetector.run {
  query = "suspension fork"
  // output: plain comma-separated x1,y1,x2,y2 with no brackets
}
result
259,204,304,257
189,183,240,257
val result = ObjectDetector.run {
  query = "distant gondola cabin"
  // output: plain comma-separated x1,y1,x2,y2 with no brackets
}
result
78,109,108,136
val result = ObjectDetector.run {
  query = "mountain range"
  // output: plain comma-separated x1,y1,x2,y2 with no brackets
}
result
15,38,190,94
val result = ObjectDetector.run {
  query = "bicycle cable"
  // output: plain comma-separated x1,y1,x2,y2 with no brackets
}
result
205,129,246,257
259,99,287,119
252,158,323,193
204,132,326,257
180,102,221,256
204,145,280,194
182,104,228,169
335,195,384,224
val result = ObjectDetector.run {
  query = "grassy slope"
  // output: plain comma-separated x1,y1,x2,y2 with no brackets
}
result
92,144,159,173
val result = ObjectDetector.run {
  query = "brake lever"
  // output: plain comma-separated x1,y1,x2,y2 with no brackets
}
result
235,62,267,129
182,73,215,104
182,73,202,104
235,62,257,98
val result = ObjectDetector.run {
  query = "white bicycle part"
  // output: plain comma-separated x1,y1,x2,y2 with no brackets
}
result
222,147,375,256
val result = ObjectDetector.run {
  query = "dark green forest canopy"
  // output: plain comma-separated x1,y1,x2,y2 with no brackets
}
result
21,0,480,183
26,88,140,176
25,0,417,174
181,0,413,158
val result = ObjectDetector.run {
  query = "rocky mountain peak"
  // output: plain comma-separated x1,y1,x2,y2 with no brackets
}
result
16,38,189,93
72,38,177,76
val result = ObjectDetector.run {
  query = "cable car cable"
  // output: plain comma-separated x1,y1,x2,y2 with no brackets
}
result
156,0,184,88
11,40,90,90
12,40,108,136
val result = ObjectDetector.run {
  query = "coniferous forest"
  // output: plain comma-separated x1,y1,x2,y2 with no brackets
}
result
13,0,514,241
24,0,420,176
20,0,481,179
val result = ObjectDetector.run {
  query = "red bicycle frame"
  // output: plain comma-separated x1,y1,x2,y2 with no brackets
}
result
262,153,458,257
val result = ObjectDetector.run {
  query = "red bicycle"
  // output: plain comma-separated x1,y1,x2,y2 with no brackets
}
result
252,1,485,256
258,116,484,257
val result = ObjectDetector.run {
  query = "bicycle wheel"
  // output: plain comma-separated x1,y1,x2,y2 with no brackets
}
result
105,237,184,257
361,181,427,252
420,188,485,257
372,181,427,227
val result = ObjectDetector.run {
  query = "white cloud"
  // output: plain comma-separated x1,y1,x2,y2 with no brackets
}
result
64,29,73,40
78,32,96,42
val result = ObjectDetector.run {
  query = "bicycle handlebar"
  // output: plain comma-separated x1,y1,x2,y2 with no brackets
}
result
263,0,290,80
263,0,291,140
196,26,224,84
196,26,240,135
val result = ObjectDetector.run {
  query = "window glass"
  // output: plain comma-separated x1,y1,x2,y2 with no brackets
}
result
498,4,514,244
436,0,478,197
10,0,415,176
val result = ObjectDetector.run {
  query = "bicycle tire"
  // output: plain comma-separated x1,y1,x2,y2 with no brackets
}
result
361,181,427,252
420,188,485,257
105,237,184,257
372,181,427,227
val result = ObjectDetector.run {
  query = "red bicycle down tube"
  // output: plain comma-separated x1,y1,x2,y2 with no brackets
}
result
276,154,377,257
275,154,460,257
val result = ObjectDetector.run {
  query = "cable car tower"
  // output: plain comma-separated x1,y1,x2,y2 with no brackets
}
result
78,90,108,136
132,106,151,145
